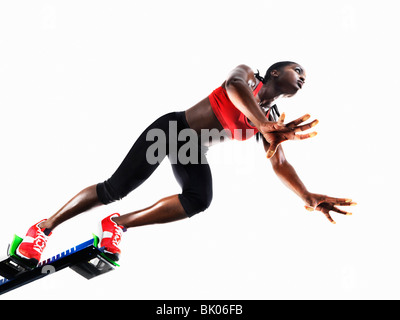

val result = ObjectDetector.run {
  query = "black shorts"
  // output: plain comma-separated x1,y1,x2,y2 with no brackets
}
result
96,111,213,217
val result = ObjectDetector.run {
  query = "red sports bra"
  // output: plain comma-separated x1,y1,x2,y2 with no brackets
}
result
209,81,269,141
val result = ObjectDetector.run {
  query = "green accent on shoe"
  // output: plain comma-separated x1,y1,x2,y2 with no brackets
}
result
92,233,99,248
9,235,23,257
8,234,38,269
92,234,120,267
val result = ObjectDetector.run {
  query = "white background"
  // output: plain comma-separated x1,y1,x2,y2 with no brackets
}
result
0,0,399,300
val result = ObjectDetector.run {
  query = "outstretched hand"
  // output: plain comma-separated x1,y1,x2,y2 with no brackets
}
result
260,113,318,158
304,193,357,224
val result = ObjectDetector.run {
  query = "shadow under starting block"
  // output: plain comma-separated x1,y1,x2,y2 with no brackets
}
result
0,234,119,295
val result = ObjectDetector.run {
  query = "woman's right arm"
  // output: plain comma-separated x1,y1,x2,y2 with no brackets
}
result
225,65,318,158
225,64,269,129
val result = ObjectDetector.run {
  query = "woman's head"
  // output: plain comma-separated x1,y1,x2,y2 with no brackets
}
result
256,61,306,96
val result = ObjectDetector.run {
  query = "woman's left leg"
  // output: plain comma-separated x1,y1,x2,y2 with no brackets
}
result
112,155,213,230
112,194,187,228
99,194,188,260
100,155,213,259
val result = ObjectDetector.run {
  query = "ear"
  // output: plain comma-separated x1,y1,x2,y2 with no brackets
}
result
270,69,280,78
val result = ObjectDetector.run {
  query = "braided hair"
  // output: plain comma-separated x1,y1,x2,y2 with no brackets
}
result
256,61,297,84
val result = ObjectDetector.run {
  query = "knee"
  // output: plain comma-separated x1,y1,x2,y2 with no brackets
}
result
96,181,126,205
179,189,213,217
197,191,213,213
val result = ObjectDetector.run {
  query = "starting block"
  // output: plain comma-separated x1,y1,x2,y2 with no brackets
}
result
0,234,119,295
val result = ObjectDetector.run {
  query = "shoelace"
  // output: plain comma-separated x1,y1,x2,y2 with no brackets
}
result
33,230,48,254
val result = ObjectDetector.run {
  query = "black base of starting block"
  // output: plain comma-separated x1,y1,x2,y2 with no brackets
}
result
0,234,119,295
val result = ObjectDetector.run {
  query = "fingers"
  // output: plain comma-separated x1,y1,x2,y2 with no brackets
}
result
326,197,357,207
266,142,279,159
317,205,337,224
277,112,286,126
324,212,336,224
286,114,311,128
293,119,319,133
306,205,336,224
329,206,352,216
305,200,356,224
292,119,319,140
279,115,319,141
294,131,318,140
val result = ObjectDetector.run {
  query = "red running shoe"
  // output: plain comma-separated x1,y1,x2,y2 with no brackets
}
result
16,219,52,265
100,213,125,261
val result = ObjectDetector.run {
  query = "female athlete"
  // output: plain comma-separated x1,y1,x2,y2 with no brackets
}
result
16,62,356,263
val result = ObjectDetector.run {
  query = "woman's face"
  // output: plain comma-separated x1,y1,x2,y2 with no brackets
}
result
274,64,307,97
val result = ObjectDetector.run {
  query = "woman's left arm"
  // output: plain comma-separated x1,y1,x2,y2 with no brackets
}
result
266,142,356,224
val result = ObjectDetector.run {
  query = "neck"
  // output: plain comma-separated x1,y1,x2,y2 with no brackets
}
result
257,81,284,107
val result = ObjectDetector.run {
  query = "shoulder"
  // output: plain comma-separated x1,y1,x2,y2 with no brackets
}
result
233,64,254,74
226,64,256,85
